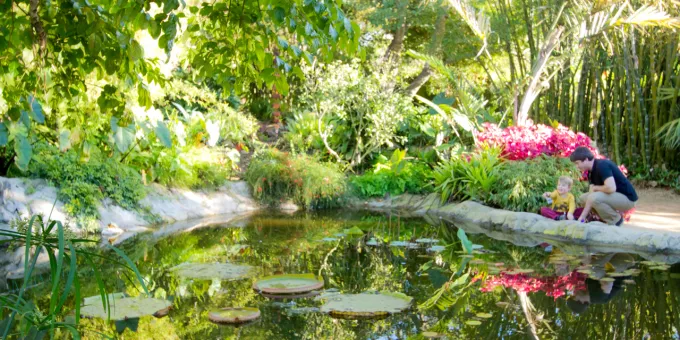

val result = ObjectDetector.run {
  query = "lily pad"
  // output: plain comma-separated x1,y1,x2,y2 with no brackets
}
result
390,241,420,248
476,312,492,318
599,277,615,282
208,307,260,324
427,246,446,252
80,296,172,320
259,290,321,300
623,279,636,285
577,269,593,275
422,331,446,338
319,291,413,319
466,320,482,326
253,274,324,294
366,238,380,246
415,238,439,244
650,266,670,271
170,263,255,281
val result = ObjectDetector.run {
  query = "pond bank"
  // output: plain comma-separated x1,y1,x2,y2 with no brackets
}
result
353,193,680,255
0,176,259,236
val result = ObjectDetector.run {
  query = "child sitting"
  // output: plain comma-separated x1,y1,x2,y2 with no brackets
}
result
541,176,578,221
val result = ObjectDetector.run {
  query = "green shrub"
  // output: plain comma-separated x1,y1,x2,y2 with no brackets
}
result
284,111,325,154
28,144,146,220
149,146,235,190
488,155,588,213
291,60,422,169
245,149,346,209
350,149,433,197
433,147,503,203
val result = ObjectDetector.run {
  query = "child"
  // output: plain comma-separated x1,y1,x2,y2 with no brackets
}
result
541,176,577,221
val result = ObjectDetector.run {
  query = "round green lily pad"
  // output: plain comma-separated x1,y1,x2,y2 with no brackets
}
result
599,277,615,282
466,320,482,326
427,246,446,252
476,312,493,318
80,296,172,320
253,274,324,294
389,241,420,248
208,307,260,324
319,291,413,319
366,238,380,246
259,290,321,300
170,263,255,281
422,331,446,338
415,238,439,244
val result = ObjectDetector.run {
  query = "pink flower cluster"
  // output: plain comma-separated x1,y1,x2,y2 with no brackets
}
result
475,123,635,220
475,123,597,161
478,271,587,300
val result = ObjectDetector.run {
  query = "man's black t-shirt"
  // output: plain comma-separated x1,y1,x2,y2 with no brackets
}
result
589,159,638,202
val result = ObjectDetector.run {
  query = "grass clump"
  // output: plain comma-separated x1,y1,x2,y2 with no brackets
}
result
245,149,346,209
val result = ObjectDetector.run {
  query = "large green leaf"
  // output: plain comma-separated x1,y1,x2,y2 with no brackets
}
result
59,129,71,152
0,123,7,146
14,134,32,171
155,121,172,148
111,118,136,153
28,95,45,124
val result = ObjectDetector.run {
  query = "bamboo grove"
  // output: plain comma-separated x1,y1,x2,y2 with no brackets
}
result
440,0,680,172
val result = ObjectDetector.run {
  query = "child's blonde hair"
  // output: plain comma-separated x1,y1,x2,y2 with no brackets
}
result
558,176,573,188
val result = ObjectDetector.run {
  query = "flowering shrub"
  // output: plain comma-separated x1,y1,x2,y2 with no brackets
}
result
476,271,587,300
476,123,597,160
476,123,634,220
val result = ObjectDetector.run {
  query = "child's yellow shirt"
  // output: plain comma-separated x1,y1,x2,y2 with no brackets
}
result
550,190,576,214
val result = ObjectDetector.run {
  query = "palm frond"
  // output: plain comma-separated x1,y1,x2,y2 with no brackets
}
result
618,5,680,28
447,0,491,40
656,117,680,149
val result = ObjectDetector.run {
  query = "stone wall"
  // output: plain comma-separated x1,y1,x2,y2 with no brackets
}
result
0,177,259,236
353,193,680,256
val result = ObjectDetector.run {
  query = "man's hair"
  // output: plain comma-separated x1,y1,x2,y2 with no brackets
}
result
569,146,594,162
558,176,573,188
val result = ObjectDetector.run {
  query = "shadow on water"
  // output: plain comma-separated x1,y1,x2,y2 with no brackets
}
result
30,210,680,339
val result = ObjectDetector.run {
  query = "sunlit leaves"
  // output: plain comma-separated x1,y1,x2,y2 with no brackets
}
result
186,0,360,95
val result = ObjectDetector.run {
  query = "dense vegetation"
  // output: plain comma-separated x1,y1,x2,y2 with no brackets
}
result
3,0,680,337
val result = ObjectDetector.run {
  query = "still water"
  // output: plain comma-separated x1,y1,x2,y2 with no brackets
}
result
60,211,680,339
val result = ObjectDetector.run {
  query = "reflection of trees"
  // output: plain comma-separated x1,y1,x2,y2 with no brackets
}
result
39,211,680,339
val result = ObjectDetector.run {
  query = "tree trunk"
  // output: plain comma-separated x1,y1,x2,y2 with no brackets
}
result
404,11,447,97
383,0,409,63
404,64,433,97
29,0,47,56
516,26,564,126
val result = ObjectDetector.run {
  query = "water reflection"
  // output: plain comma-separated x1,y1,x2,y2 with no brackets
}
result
44,211,680,339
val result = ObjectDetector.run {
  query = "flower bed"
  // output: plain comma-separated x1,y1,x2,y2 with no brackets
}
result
475,123,635,220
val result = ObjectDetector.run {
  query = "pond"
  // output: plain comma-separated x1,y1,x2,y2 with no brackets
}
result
36,211,680,339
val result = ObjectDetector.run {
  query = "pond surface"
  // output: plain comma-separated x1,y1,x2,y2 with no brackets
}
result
56,211,680,339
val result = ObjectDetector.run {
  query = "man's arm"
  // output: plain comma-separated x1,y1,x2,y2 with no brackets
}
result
592,177,616,194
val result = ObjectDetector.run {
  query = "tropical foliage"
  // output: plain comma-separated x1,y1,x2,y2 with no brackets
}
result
350,149,433,197
244,148,346,209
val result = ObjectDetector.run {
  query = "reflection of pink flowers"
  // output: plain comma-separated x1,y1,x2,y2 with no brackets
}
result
478,271,587,300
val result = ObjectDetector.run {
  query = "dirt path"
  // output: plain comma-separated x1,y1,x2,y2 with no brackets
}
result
625,188,680,233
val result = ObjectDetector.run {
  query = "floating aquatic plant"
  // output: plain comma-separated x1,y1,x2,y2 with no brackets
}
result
80,294,172,320
169,263,255,281
208,307,260,324
253,274,324,294
317,291,413,319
